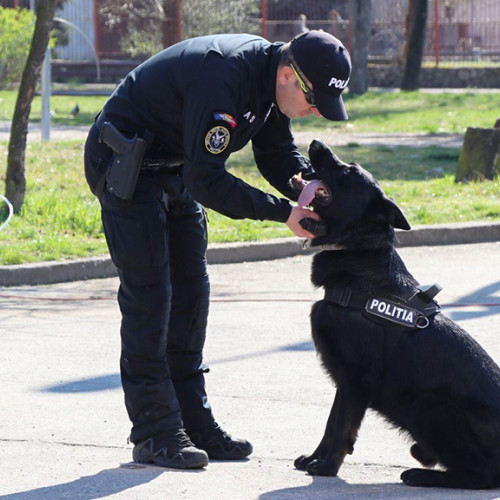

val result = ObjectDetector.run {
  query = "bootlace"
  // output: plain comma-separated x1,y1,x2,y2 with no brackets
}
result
155,427,194,452
174,428,194,448
212,422,232,443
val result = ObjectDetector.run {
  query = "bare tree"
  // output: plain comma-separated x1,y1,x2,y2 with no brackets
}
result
348,0,373,95
401,0,428,91
5,0,60,213
99,0,260,56
99,0,167,56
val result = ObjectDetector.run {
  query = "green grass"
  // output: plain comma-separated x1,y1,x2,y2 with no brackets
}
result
293,90,500,134
2,140,500,265
422,60,500,68
0,140,106,264
1,89,499,133
0,89,108,126
2,88,500,265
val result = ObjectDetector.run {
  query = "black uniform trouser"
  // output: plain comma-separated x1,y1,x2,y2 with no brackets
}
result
84,124,213,444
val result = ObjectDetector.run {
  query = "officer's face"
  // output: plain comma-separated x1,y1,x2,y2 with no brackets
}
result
276,66,321,120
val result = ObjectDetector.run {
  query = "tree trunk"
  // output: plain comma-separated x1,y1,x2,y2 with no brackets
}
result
5,0,59,213
401,0,428,91
455,127,500,182
161,0,179,48
348,0,373,95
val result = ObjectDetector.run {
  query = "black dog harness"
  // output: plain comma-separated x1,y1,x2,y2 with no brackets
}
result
323,283,442,330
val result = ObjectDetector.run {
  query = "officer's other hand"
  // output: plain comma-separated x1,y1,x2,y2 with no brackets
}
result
286,206,322,239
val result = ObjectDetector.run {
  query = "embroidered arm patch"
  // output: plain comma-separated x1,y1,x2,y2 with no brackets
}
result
205,125,230,154
204,112,237,155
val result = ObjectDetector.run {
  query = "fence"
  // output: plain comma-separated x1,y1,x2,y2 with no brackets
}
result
2,0,500,65
426,0,500,63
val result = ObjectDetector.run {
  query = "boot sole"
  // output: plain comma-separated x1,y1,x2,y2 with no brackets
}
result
204,442,253,460
133,440,208,469
136,454,208,469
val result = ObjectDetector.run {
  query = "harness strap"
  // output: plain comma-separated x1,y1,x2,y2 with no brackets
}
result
324,286,355,307
323,284,442,331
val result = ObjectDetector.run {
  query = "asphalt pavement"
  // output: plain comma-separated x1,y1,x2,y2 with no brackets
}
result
2,241,500,500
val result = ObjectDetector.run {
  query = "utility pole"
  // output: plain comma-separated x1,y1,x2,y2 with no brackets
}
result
31,0,51,141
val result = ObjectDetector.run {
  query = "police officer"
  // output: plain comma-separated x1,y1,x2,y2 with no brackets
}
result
84,30,351,469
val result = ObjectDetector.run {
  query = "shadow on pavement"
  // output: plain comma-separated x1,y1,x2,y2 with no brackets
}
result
258,475,500,500
0,463,205,500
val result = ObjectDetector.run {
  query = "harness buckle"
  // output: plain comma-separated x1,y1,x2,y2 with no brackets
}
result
407,283,442,318
416,316,430,329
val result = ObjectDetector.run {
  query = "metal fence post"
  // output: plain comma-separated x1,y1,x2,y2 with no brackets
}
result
434,0,440,67
261,0,267,40
176,0,182,42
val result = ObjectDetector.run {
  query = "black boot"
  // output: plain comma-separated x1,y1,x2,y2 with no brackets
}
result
189,422,253,460
133,427,208,469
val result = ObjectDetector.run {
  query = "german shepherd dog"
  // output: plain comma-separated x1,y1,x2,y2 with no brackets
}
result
291,139,500,489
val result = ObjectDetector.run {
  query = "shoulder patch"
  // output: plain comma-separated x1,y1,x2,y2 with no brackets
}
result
213,112,237,128
205,125,230,155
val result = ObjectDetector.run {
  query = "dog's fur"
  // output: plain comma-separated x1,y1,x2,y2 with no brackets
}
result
293,139,500,489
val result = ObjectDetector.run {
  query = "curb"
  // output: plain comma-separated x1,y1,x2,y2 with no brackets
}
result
1,221,499,287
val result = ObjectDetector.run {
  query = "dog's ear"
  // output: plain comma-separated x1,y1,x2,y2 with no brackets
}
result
372,195,411,230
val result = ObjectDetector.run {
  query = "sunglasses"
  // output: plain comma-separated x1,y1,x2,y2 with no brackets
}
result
290,61,316,107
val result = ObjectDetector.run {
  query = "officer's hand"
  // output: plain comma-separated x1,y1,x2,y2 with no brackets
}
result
286,206,322,239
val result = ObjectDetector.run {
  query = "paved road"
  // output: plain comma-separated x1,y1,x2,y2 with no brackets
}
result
1,242,500,499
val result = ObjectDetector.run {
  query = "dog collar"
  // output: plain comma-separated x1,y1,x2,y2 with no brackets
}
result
301,239,345,251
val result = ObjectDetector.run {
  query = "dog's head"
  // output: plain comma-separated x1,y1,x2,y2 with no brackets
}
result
291,139,410,248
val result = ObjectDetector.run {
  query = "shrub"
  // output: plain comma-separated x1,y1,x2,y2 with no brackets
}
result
0,7,35,89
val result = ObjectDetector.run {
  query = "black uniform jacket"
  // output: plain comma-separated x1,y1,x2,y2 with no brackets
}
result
101,34,316,223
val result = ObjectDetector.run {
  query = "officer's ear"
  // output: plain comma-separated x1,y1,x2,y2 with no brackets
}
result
276,65,295,86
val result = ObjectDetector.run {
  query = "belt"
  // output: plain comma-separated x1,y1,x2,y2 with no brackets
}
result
142,156,183,171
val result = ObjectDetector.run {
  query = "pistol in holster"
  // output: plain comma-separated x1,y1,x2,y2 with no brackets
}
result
98,121,148,201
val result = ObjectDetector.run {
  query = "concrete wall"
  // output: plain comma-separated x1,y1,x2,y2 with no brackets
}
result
369,65,500,88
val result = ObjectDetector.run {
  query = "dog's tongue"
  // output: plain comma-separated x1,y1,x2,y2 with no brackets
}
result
297,180,326,207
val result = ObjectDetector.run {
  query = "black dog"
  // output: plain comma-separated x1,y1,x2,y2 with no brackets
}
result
292,139,500,489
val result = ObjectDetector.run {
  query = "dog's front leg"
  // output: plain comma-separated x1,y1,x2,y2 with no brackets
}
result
306,381,368,477
295,397,336,471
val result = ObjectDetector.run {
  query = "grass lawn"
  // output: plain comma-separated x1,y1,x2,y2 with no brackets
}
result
293,90,500,134
1,88,499,133
1,89,500,265
0,88,108,127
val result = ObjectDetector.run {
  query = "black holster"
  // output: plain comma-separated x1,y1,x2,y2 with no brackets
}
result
98,121,149,201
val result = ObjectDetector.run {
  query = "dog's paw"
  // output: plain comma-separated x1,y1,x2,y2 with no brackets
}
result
294,454,314,471
410,443,438,467
306,459,338,477
401,468,433,487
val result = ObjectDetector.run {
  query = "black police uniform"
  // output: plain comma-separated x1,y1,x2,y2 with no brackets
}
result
84,33,315,445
